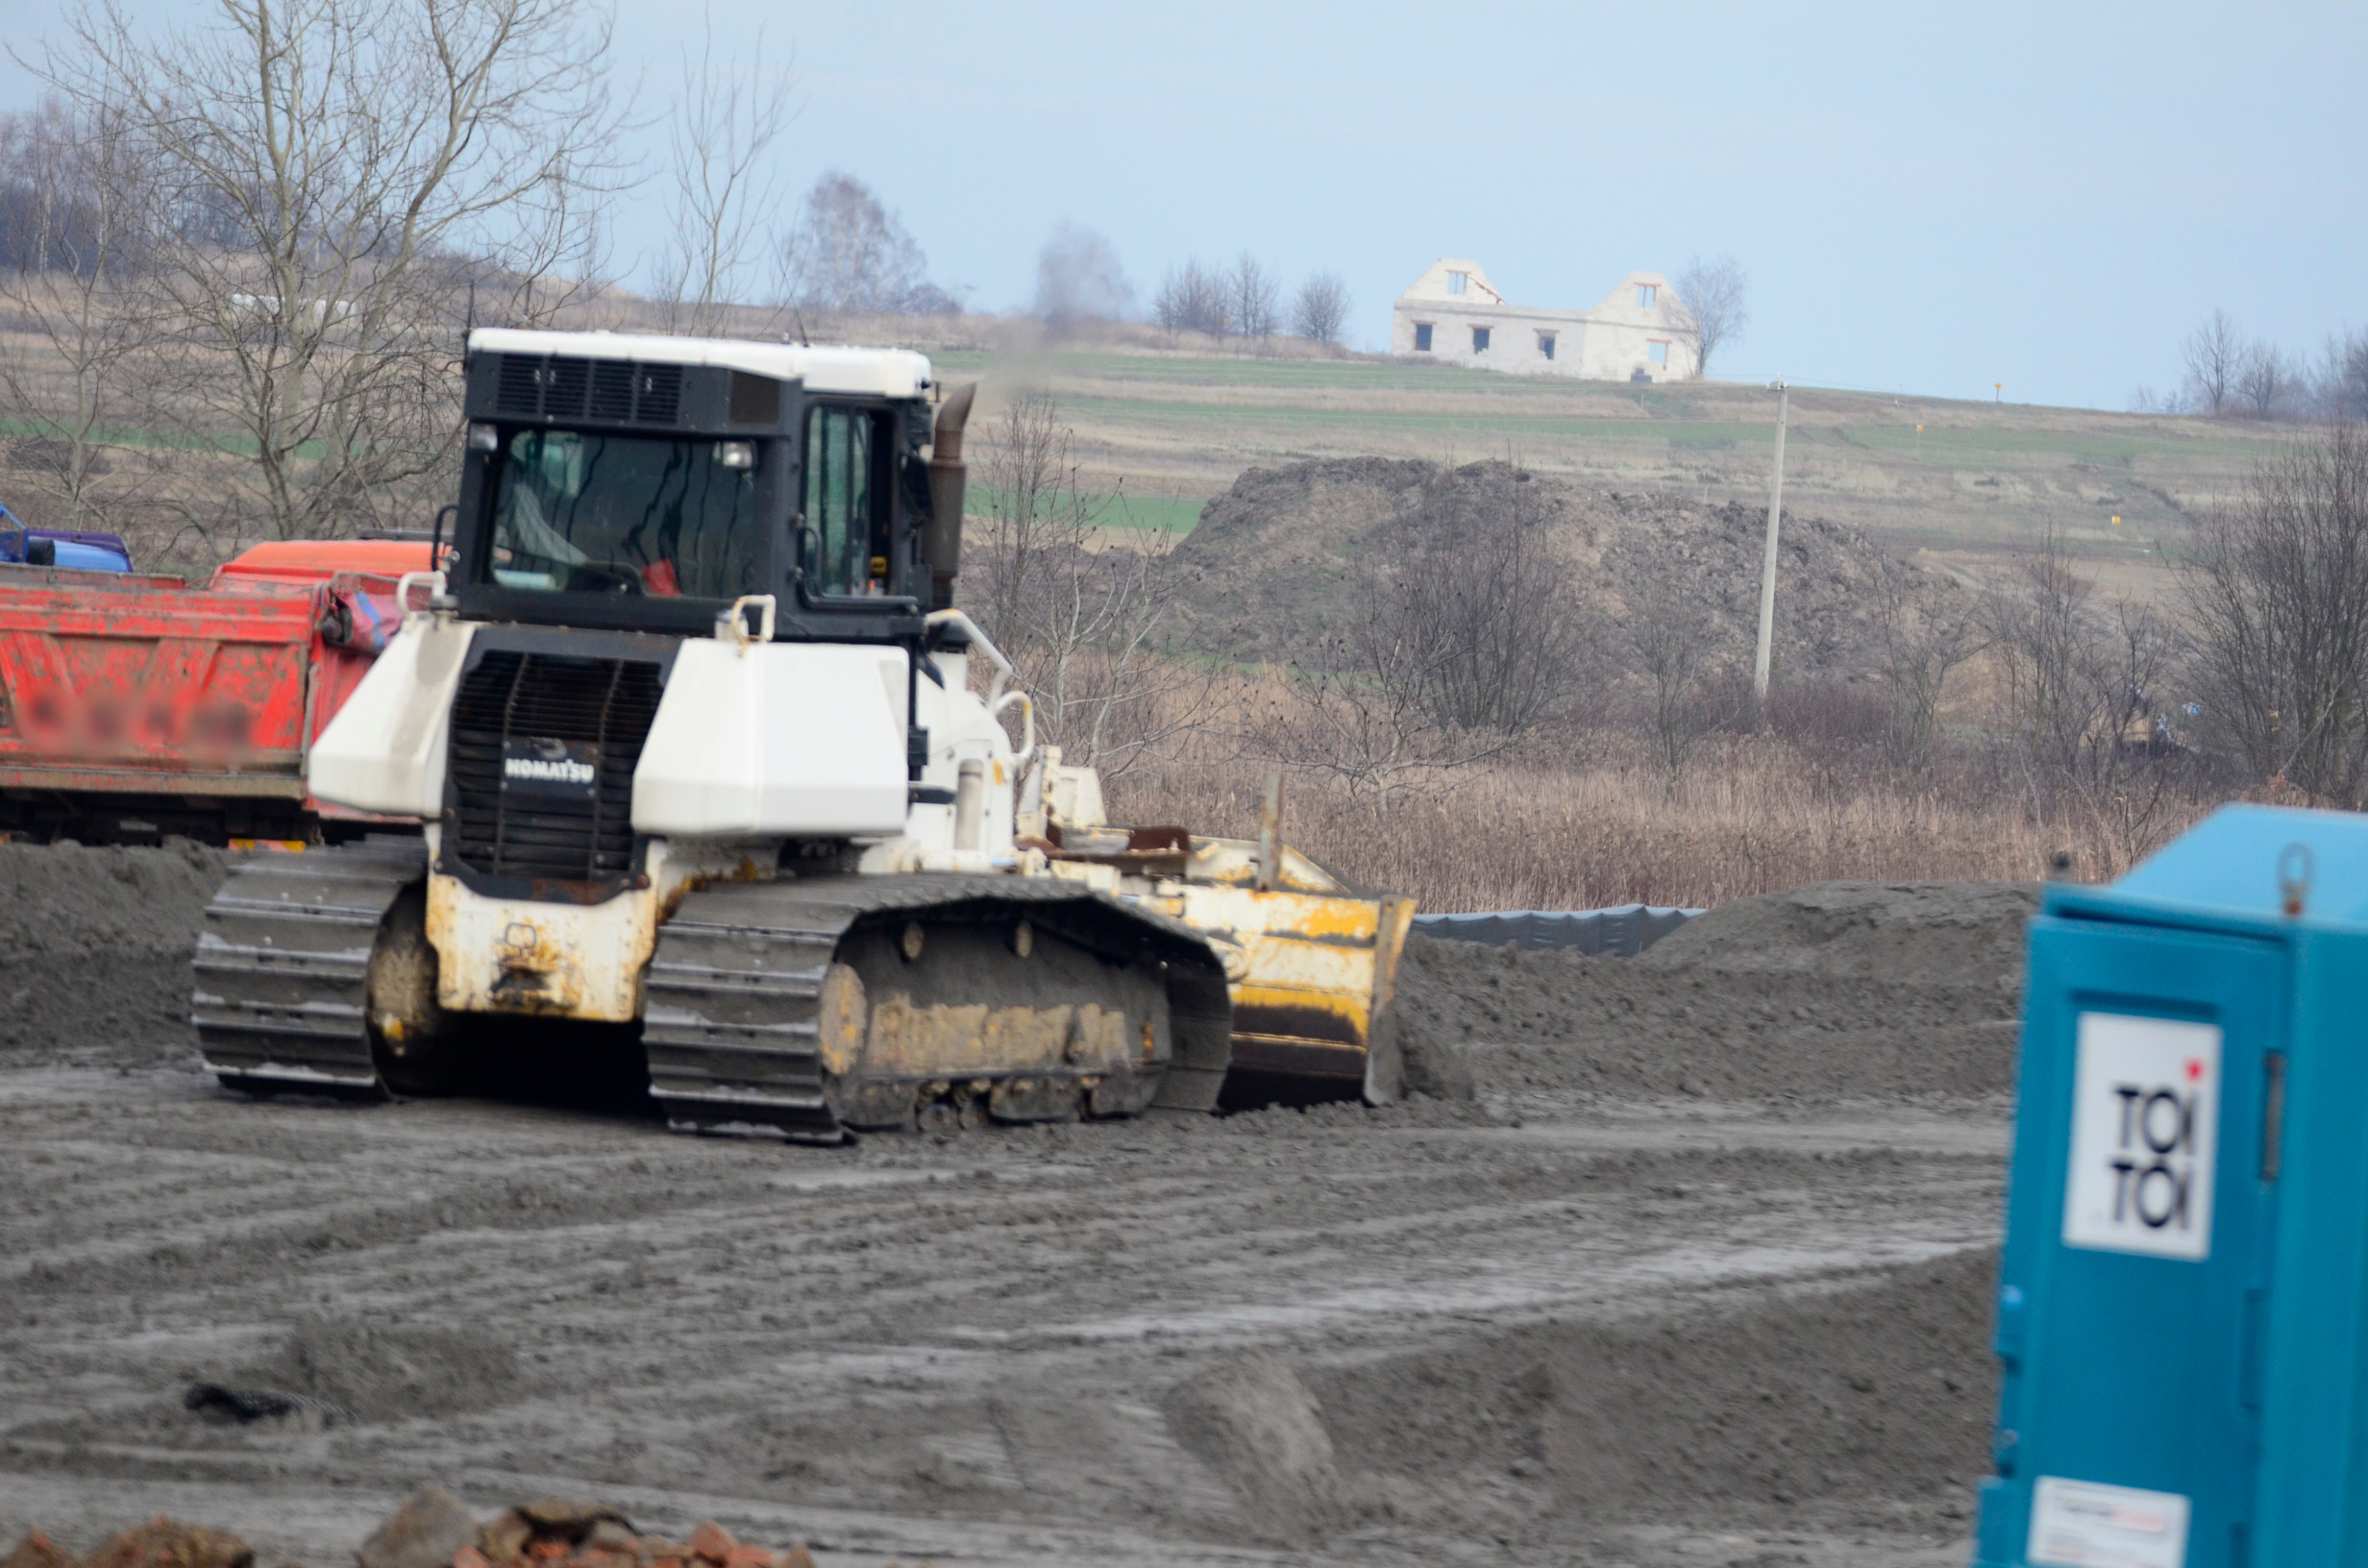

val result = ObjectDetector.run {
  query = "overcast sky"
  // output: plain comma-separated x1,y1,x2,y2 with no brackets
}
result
5,0,2362,409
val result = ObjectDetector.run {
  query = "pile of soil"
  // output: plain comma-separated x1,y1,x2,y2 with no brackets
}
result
1306,1245,1997,1533
1395,880,2036,1102
1172,456,1973,677
232,1317,528,1423
0,841,226,1066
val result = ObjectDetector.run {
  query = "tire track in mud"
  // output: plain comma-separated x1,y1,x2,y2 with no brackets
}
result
3,1062,2005,1568
4,872,2037,1566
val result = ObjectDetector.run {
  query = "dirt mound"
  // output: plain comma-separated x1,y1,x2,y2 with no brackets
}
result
0,841,225,1066
1164,1355,1355,1544
235,1317,528,1422
1395,880,2036,1102
1173,456,1971,676
1644,879,2035,990
1307,1245,1996,1532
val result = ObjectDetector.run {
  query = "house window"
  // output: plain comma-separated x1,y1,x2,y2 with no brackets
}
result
1413,322,1433,352
1447,271,1468,296
1471,326,1491,353
1647,340,1668,367
1537,331,1556,360
1637,284,1658,307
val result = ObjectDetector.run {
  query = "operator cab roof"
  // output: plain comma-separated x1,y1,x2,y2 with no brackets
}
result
466,329,933,400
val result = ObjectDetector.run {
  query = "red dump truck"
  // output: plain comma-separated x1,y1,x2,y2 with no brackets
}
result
0,539,441,844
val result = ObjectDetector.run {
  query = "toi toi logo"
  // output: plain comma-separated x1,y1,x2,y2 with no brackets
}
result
2064,1015,2221,1262
2106,1076,2203,1232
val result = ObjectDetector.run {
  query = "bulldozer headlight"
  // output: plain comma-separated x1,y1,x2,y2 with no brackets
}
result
715,440,755,471
467,422,500,453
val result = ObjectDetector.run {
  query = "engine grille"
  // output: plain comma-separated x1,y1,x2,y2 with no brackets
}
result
446,652,664,885
492,355,682,426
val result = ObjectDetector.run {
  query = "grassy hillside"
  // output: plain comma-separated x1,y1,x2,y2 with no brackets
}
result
932,339,2304,597
0,294,2306,598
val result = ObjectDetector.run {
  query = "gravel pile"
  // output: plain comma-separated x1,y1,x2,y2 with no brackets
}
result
1395,880,2036,1103
0,840,225,1066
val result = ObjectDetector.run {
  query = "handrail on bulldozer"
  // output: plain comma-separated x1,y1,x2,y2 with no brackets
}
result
923,609,1015,702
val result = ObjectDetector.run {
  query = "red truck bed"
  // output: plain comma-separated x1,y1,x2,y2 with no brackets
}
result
0,542,435,842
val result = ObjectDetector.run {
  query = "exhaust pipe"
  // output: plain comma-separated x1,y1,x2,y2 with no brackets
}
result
925,382,976,610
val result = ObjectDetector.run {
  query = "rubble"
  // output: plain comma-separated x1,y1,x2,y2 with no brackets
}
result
3,1505,820,1568
457,1503,812,1568
356,1490,474,1568
3,1521,255,1568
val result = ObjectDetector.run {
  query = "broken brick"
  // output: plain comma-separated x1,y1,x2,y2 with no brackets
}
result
84,1518,253,1568
3,1531,77,1568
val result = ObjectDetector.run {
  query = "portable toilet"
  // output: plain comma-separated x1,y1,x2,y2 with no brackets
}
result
1977,803,2368,1568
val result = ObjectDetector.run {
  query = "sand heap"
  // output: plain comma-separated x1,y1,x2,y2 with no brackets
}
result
1395,879,2037,1102
0,840,225,1066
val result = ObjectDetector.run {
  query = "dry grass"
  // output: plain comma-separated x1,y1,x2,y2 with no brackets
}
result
1107,730,2216,914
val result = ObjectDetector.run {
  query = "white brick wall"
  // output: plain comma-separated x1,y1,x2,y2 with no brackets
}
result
1391,260,1698,382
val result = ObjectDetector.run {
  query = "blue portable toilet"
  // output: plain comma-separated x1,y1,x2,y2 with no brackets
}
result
1978,803,2368,1568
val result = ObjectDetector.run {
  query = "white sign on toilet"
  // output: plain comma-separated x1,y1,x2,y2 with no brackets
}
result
2029,1475,2190,1568
2060,1013,2221,1262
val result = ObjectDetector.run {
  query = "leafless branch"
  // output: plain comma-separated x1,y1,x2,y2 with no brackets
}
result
1289,271,1349,346
1671,254,1748,378
2183,309,2243,416
656,9,793,338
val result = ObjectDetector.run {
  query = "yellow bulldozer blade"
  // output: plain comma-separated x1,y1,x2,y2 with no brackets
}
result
1035,822,1416,1107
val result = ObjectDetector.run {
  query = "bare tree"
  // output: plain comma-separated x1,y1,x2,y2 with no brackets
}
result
1671,254,1749,378
1031,223,1130,331
2184,309,2243,416
1289,270,1349,345
1987,525,2189,864
1869,551,1984,765
1228,253,1278,341
965,393,1205,780
1151,258,1225,337
2236,342,2296,420
657,11,793,337
32,0,626,545
0,92,161,536
2182,424,2368,806
2313,330,2368,424
1250,463,1588,808
1627,564,1720,778
1384,464,1591,733
779,172,955,316
1986,526,2095,775
1264,615,1492,813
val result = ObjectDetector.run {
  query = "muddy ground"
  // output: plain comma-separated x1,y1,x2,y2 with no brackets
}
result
0,847,2027,1567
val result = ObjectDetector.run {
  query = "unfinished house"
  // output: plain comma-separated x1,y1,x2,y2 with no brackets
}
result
1390,260,1698,381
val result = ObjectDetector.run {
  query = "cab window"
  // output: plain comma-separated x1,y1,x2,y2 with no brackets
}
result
803,404,893,596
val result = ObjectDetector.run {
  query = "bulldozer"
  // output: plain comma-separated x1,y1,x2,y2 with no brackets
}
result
191,329,1412,1138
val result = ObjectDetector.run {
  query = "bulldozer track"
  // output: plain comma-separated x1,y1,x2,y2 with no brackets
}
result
191,850,1234,1139
190,837,425,1094
643,874,1233,1142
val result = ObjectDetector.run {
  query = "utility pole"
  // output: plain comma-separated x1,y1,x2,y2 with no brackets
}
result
1751,379,1789,718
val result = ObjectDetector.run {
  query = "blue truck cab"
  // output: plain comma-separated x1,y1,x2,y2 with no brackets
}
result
0,504,134,573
